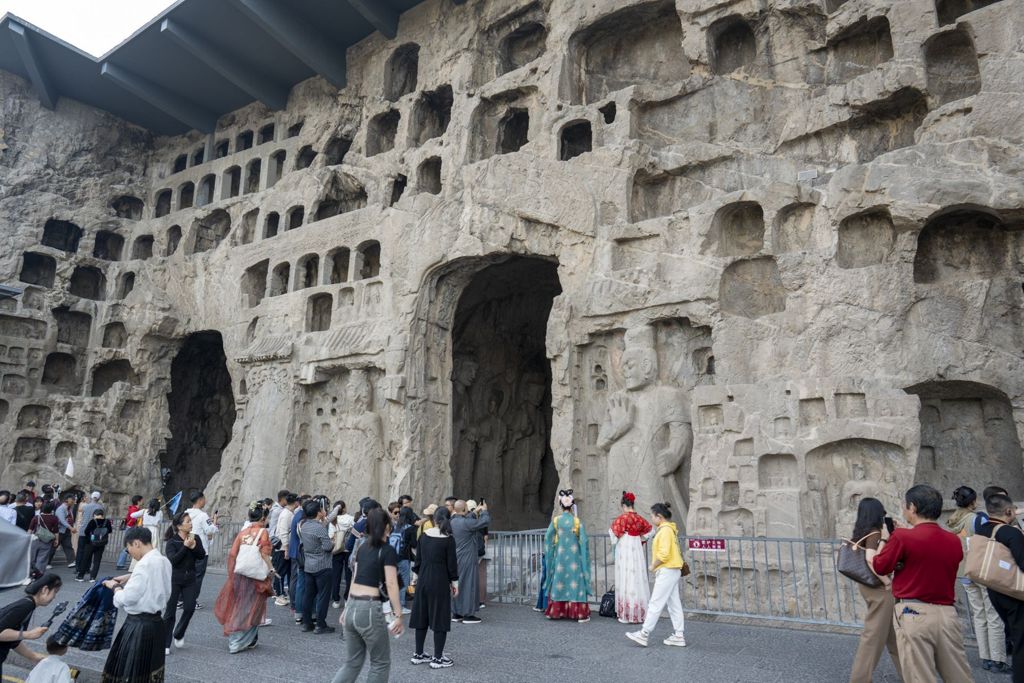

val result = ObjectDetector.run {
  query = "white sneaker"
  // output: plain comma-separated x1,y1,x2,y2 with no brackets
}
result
626,630,649,647
259,618,272,627
664,634,687,647
332,601,341,609
274,596,289,606
165,648,171,656
173,638,185,649
401,607,412,615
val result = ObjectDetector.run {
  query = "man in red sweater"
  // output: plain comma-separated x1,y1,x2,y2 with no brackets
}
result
869,484,972,682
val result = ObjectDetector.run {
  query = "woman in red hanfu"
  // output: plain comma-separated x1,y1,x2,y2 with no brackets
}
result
609,491,653,624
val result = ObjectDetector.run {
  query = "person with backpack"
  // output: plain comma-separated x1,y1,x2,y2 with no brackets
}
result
27,501,59,579
328,501,354,609
298,499,335,634
947,485,1008,673
976,493,1024,681
76,509,112,582
391,507,417,614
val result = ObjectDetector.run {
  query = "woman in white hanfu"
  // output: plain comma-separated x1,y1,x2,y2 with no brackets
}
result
609,491,653,624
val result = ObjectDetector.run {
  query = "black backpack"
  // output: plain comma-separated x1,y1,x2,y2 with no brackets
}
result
599,589,616,618
90,522,110,545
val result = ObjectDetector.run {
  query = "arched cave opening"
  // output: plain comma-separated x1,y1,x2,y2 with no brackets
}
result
450,256,562,530
162,331,236,499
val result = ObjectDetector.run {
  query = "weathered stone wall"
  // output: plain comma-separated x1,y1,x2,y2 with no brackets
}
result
1,0,1023,535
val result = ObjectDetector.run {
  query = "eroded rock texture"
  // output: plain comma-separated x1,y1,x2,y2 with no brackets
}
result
1,0,1023,536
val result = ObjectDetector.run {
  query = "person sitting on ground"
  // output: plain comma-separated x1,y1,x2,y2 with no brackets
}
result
869,484,973,682
24,636,73,683
976,493,1024,677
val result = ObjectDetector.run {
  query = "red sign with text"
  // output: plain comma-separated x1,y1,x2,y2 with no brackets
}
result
688,538,727,552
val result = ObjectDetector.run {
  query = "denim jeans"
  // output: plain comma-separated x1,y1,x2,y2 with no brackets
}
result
116,547,130,569
331,599,390,683
397,560,411,608
290,561,305,613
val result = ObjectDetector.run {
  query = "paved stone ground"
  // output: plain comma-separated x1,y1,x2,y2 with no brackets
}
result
1,559,1004,682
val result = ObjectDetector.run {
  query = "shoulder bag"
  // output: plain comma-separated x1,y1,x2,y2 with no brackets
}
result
836,531,884,588
235,528,270,580
965,523,1024,600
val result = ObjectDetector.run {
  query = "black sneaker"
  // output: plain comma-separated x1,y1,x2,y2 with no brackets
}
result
410,653,431,665
313,626,336,635
451,614,463,622
430,655,454,669
461,615,481,624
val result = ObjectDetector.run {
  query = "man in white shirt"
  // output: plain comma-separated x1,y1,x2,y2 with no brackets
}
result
273,494,298,606
101,527,172,677
185,491,218,608
0,491,16,526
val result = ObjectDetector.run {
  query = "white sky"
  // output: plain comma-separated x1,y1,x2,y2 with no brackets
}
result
0,0,177,57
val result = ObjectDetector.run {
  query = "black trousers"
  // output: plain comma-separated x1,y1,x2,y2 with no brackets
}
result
272,550,290,597
302,568,331,628
56,531,75,564
76,541,105,579
988,590,1024,683
164,580,198,647
331,552,350,602
194,555,208,602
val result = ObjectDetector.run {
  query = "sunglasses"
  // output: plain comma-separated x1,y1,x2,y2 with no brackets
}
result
558,489,574,497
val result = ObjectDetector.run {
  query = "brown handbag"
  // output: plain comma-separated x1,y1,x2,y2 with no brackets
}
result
836,532,884,588
965,523,1024,601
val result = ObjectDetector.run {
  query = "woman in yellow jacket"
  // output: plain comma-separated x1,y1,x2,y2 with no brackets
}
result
626,502,686,648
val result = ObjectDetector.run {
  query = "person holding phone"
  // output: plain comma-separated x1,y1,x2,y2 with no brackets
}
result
847,498,902,682
0,573,62,680
185,491,219,610
163,511,206,655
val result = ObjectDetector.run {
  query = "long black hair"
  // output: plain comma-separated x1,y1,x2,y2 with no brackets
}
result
365,507,390,548
432,507,453,536
147,498,160,516
165,510,191,541
852,497,886,540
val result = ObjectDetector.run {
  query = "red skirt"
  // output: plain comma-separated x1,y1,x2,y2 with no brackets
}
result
545,600,591,621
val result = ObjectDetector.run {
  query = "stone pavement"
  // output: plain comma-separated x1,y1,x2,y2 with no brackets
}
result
1,559,1002,683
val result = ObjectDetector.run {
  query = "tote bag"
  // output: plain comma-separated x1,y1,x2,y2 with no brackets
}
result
965,524,1024,601
836,532,884,588
235,528,270,580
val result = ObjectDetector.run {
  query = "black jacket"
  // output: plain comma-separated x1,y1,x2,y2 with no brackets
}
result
165,533,207,584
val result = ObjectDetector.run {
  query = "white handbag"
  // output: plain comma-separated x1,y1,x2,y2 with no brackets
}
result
235,528,270,580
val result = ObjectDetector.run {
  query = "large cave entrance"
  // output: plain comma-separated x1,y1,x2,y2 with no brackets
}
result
162,331,235,498
451,257,561,529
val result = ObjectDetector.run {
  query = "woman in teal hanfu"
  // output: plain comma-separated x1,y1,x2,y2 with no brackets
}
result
543,489,592,622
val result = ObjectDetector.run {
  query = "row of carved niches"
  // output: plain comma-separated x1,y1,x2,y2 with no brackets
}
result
571,318,714,529
691,383,917,540
164,120,298,179
242,241,381,303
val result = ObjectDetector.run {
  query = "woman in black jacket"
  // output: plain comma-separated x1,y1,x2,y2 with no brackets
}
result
163,510,206,655
409,507,459,669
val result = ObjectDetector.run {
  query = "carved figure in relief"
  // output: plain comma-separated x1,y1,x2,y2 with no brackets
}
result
450,355,479,493
472,388,508,499
338,368,384,499
509,377,547,510
596,325,692,526
837,462,883,537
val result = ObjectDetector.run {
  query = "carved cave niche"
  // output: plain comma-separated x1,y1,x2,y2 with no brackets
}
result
214,139,229,159
132,235,154,260
268,150,287,188
90,359,138,397
12,437,49,464
296,254,319,290
409,85,453,146
323,248,348,285
16,404,51,430
191,146,205,166
161,331,235,498
924,28,982,107
165,225,182,256
197,174,216,206
295,145,317,170
825,16,894,86
0,399,7,424
355,241,381,280
567,0,687,104
190,209,231,254
269,263,290,296
907,381,1024,500
313,173,367,221
936,0,1005,25
263,213,280,239
708,15,756,76
758,453,798,490
173,154,188,173
111,195,144,221
719,257,786,318
222,165,242,199
803,438,905,539
93,231,124,261
41,219,82,253
499,21,548,75
154,189,172,218
913,207,1012,284
116,272,135,300
287,120,304,138
1,374,29,397
559,120,592,161
306,293,333,332
390,175,407,206
236,129,254,152
245,159,262,194
324,134,352,166
704,201,765,257
68,266,106,301
258,123,275,144
469,88,535,162
237,209,259,246
418,157,442,195
366,110,401,157
102,322,128,349
774,203,818,253
836,209,895,269
384,43,419,102
19,252,56,288
52,307,91,346
242,260,269,308
286,206,305,230
178,182,195,210
42,352,82,394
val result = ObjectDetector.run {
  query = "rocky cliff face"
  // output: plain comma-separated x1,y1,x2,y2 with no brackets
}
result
1,0,1022,536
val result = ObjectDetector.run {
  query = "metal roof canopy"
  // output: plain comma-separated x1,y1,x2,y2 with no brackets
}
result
0,0,467,137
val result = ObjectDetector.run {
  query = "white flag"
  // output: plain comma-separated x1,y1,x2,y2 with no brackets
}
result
64,457,75,478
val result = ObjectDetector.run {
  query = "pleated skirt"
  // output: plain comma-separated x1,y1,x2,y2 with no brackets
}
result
101,612,165,683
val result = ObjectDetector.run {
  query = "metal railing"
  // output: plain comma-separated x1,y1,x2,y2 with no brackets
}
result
106,521,246,569
483,531,869,627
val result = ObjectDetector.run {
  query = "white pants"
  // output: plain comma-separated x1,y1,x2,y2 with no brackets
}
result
641,568,684,635
964,580,1006,663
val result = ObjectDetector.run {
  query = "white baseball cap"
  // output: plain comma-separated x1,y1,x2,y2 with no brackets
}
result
90,491,101,500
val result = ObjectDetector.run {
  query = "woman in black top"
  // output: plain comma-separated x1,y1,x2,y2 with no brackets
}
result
0,573,61,679
163,511,207,654
976,493,1024,679
410,507,459,669
331,508,403,683
76,509,112,582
